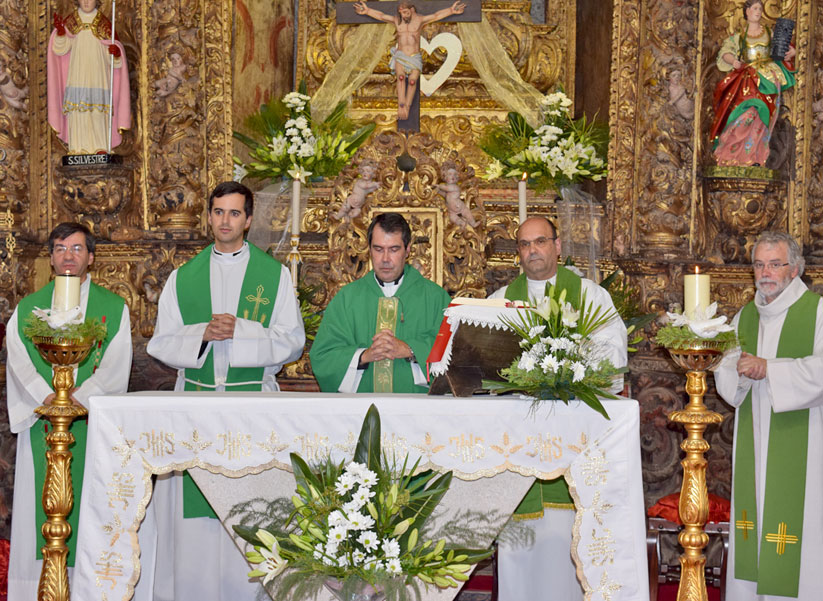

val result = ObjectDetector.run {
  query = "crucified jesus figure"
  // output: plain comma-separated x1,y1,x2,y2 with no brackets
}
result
354,0,465,120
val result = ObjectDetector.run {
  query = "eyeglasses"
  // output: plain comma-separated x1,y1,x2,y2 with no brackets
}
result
516,236,557,251
53,244,86,255
753,261,789,271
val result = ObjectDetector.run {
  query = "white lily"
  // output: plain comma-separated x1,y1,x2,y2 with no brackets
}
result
665,302,734,339
287,166,312,183
254,529,287,583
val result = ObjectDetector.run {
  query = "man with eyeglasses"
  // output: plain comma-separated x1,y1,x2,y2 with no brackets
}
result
4,223,156,599
714,231,823,600
489,216,627,601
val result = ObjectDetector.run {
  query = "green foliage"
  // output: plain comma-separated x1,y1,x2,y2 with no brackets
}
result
23,314,107,343
296,283,323,341
234,83,376,182
654,325,738,352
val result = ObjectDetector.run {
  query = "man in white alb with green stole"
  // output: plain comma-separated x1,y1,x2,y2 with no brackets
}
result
714,231,823,600
147,181,305,601
5,223,156,599
310,212,450,393
489,216,627,600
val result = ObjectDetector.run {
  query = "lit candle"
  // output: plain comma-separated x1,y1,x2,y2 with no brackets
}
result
53,273,81,311
684,266,710,318
291,179,301,236
518,173,527,224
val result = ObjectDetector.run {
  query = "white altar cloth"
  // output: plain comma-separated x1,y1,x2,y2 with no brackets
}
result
72,392,648,601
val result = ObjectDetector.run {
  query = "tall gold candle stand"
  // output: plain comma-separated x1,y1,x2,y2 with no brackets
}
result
667,345,724,601
31,336,94,601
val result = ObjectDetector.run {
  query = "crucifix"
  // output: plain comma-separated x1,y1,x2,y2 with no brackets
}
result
336,0,481,131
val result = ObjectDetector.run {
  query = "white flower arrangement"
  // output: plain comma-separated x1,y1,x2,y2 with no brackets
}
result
484,286,625,419
479,89,608,193
655,302,739,351
234,405,491,601
233,84,375,184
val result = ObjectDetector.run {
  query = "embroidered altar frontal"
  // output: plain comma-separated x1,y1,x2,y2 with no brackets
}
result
72,393,648,601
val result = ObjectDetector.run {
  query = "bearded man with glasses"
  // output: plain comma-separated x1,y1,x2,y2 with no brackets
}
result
714,231,823,600
489,216,627,600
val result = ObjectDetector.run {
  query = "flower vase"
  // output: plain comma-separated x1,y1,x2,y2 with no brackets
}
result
557,184,600,280
323,577,386,601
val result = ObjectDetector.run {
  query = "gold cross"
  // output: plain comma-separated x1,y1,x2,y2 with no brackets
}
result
736,509,754,540
244,284,270,322
765,521,798,555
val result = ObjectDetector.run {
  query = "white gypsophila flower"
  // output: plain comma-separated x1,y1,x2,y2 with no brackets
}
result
352,486,375,505
343,499,365,515
386,558,402,574
328,510,348,529
325,539,340,557
347,512,375,531
518,353,537,372
358,531,379,551
328,526,348,545
382,538,401,558
297,142,315,158
540,353,560,373
283,91,310,109
335,474,356,495
528,325,546,338
357,468,378,488
572,361,586,382
313,543,324,560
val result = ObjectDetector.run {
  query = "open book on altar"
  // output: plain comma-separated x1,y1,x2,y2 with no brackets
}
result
426,298,526,396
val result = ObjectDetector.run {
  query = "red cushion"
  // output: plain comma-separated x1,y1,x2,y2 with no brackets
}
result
648,493,730,525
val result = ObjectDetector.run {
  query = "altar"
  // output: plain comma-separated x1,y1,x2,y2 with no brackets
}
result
71,393,649,601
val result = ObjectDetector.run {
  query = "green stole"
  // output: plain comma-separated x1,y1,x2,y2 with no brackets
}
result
734,290,816,597
17,280,125,566
175,243,281,518
374,296,400,392
505,266,582,517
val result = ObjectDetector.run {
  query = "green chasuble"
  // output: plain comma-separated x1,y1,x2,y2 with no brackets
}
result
175,243,281,518
310,265,451,393
505,266,582,517
734,290,817,597
17,280,125,565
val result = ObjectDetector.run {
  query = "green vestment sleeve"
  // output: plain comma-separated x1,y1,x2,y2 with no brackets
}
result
310,266,451,393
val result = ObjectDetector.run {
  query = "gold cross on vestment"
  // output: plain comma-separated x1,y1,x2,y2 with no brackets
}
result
244,284,270,323
764,521,798,555
736,509,754,540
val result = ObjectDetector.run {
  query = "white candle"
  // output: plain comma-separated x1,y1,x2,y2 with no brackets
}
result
518,174,527,224
53,274,81,311
291,179,301,235
684,267,710,319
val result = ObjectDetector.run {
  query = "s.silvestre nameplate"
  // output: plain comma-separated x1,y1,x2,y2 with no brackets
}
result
62,154,123,166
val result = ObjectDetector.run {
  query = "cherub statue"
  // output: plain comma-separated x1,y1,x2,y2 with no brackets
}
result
0,59,28,110
436,161,478,228
154,52,186,98
334,159,380,220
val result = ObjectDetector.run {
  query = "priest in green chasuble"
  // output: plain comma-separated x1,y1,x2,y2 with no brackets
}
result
147,181,305,601
310,212,450,393
714,231,823,601
489,216,627,600
5,223,156,600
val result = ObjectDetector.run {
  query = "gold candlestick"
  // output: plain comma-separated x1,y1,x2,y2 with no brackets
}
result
31,336,94,601
667,345,725,601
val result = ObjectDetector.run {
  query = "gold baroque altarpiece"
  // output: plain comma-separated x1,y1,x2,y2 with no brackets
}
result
1,0,823,553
